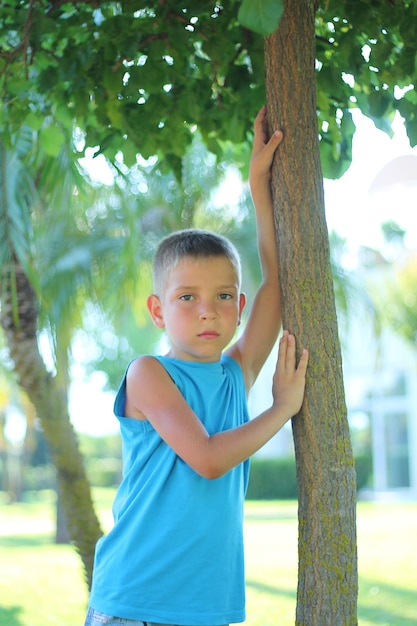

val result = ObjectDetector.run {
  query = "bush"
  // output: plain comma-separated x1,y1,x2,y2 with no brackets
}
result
246,454,373,500
86,457,122,487
23,464,57,491
355,454,373,491
79,434,122,488
246,457,297,500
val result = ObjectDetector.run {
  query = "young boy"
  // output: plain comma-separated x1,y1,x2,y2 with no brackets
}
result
84,107,308,626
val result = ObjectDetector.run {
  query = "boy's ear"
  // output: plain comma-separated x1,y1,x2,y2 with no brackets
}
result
238,292,246,325
147,294,165,328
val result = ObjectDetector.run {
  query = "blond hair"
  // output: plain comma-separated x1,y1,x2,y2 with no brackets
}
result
152,228,242,296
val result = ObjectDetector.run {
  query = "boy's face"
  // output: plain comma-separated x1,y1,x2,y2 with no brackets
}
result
147,255,245,362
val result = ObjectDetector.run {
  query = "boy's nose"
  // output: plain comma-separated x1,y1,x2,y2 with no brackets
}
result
199,302,218,320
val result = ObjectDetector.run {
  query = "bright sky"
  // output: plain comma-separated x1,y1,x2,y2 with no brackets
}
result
69,110,417,436
324,110,417,255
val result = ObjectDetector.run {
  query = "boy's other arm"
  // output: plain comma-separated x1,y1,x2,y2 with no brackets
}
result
227,106,284,390
124,336,307,480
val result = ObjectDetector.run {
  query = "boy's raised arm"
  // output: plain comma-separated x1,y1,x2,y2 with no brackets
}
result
227,106,284,390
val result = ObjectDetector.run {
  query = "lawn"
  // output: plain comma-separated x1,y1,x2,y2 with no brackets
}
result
0,490,416,626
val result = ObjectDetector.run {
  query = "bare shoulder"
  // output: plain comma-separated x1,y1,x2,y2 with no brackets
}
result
126,355,174,390
125,355,174,419
127,354,162,378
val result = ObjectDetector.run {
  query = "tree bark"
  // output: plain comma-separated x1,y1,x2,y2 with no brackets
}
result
264,1,358,624
1,263,103,588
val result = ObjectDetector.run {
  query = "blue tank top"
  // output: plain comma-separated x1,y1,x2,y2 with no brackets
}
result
89,355,250,625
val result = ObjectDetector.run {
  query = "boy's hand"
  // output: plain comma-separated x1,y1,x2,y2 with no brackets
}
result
272,331,309,418
250,105,283,183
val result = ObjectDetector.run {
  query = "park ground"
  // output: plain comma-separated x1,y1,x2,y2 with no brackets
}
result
0,490,416,626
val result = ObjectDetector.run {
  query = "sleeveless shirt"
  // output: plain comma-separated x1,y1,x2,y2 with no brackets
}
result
89,354,250,625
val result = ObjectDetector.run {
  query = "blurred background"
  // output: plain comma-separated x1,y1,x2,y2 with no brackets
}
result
1,109,416,506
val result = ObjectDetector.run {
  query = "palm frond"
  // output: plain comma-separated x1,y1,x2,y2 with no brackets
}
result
0,137,39,319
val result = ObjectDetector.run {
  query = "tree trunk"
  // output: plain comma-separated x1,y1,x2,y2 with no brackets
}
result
264,1,358,624
56,486,72,544
1,263,103,588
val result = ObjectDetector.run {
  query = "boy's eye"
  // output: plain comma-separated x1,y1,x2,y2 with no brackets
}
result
179,294,194,301
219,293,233,300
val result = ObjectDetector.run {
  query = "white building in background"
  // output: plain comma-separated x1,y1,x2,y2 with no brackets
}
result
345,151,417,500
343,314,417,501
248,321,417,502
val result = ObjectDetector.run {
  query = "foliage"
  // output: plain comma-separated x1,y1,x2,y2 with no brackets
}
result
0,124,97,360
78,433,122,487
354,455,373,491
0,0,416,179
238,0,283,36
0,130,38,312
246,454,372,500
329,230,382,343
246,457,298,499
384,253,417,346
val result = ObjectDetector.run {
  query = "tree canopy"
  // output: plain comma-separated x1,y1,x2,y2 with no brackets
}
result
1,0,416,179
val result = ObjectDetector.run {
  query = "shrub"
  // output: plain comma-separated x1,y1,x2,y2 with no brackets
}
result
355,454,373,491
86,457,122,487
246,457,297,500
246,454,373,500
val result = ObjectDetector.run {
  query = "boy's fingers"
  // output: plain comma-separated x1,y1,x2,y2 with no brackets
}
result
271,129,284,146
285,333,296,368
278,331,308,374
253,106,283,151
254,104,267,126
278,331,296,372
253,107,266,138
265,129,283,155
297,349,309,374
277,330,288,370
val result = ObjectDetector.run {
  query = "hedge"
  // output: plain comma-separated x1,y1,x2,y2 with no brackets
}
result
246,455,372,500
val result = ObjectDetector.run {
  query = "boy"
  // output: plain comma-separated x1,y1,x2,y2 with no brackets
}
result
84,107,308,626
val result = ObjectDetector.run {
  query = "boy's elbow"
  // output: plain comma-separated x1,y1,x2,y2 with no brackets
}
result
195,458,228,480
187,438,230,479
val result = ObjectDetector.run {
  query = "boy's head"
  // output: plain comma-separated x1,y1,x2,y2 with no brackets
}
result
152,229,242,297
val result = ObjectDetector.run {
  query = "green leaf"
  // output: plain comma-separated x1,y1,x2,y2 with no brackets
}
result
397,95,417,147
39,125,66,157
320,110,355,180
238,0,283,36
24,111,44,132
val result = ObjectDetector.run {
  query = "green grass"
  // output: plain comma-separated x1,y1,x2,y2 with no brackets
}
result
243,500,417,626
0,491,416,626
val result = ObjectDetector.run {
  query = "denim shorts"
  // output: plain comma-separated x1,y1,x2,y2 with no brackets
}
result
84,607,172,626
84,607,229,626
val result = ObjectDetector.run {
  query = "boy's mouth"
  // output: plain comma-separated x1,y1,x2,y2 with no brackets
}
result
198,330,219,339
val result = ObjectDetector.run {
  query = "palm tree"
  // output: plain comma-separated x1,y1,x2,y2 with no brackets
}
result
0,125,236,586
0,127,103,586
